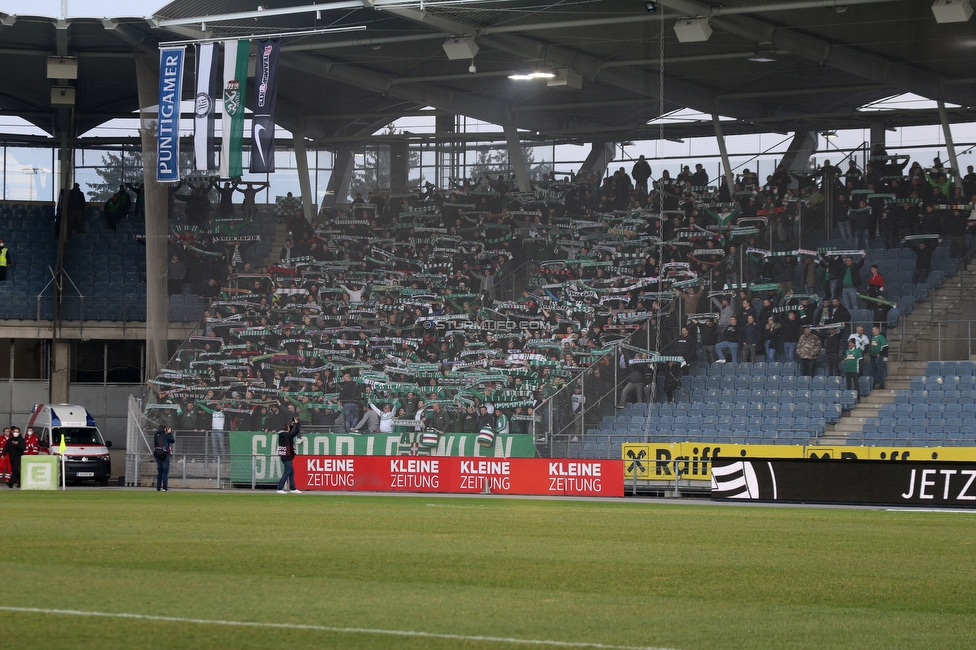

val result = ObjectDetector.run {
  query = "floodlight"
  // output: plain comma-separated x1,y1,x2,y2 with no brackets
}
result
673,17,712,43
747,45,777,63
47,56,78,79
931,0,973,23
443,36,479,60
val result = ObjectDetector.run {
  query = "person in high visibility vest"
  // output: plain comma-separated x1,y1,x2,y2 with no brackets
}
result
0,238,8,282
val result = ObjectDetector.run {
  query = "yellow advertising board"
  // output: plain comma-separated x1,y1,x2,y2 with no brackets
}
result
623,442,976,482
623,442,804,481
807,446,976,462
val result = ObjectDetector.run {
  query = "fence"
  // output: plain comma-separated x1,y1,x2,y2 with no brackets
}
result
899,319,976,361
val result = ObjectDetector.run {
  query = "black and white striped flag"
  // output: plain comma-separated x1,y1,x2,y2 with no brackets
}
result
193,42,219,173
711,461,762,499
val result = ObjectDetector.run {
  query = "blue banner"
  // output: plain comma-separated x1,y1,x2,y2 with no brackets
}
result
156,47,185,183
249,39,281,174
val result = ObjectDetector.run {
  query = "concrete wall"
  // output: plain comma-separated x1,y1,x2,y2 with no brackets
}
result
67,383,142,449
0,380,51,430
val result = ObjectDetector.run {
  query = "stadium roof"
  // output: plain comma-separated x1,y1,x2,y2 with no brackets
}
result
1,0,975,147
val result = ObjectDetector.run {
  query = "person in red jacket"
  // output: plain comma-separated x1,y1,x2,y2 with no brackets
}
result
0,427,10,481
23,427,39,455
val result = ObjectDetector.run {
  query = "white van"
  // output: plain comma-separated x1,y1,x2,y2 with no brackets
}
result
27,403,112,485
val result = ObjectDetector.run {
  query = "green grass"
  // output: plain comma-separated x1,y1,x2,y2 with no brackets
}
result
1,492,974,649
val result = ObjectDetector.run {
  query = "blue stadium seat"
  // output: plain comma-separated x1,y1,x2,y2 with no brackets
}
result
825,404,842,424
858,376,873,396
842,391,858,410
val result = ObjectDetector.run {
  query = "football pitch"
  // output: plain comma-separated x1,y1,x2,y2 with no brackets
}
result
1,491,974,649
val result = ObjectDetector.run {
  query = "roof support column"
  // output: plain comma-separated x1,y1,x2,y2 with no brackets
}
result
937,100,963,191
390,141,408,193
779,131,819,173
435,113,456,189
712,113,736,200
293,131,315,222
324,147,355,206
50,339,69,405
134,54,170,380
578,142,614,184
869,122,887,152
503,124,530,192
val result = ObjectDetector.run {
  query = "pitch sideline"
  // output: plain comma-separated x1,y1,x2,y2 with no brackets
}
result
0,606,679,650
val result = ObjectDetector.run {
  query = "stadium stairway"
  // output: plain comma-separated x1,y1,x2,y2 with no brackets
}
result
820,361,923,444
268,222,290,266
887,256,976,362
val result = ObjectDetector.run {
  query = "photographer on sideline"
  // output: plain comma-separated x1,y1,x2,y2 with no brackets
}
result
153,425,176,492
277,418,303,494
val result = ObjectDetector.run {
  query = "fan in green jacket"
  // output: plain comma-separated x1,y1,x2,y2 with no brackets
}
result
843,339,863,391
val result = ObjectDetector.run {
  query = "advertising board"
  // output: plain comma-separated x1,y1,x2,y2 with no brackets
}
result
711,457,976,506
229,431,536,483
294,456,624,497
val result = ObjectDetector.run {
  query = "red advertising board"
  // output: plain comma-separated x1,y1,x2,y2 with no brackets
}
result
294,456,624,497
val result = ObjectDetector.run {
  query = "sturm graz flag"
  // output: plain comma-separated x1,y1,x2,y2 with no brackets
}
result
193,43,219,173
249,39,281,174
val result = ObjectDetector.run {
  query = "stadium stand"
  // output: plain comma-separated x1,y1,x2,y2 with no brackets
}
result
845,361,976,447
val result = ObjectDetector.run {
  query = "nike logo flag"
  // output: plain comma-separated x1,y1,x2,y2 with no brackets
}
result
249,39,281,174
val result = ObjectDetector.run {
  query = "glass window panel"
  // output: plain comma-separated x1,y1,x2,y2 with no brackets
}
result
274,150,297,169
5,148,54,201
106,340,143,383
315,169,332,205
70,340,103,383
14,339,48,380
0,339,10,379
269,169,302,202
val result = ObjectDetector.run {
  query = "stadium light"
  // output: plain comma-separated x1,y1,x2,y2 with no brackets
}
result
673,17,712,43
931,0,973,23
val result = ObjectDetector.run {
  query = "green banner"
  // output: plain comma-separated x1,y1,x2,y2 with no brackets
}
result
229,431,537,483
220,39,250,178
21,456,59,490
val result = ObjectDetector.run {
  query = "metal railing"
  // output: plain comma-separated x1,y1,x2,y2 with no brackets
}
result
898,319,976,361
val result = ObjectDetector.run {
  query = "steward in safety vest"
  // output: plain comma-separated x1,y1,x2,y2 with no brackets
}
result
0,238,8,282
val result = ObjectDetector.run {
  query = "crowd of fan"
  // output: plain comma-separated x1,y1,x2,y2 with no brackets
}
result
146,146,975,437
